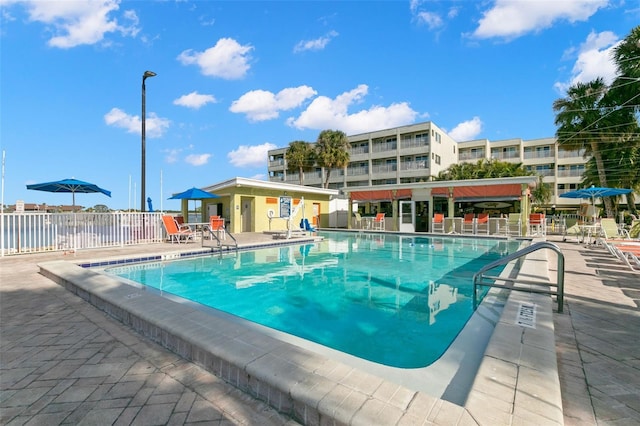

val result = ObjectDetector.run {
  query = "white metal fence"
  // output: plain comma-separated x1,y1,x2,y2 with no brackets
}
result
1,212,165,256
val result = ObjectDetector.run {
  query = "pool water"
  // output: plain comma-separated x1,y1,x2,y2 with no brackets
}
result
106,232,521,368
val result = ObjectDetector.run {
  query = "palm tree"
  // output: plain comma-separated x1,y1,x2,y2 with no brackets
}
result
609,25,640,115
435,159,532,180
606,25,640,215
285,140,314,185
553,78,617,217
315,130,350,188
530,176,553,210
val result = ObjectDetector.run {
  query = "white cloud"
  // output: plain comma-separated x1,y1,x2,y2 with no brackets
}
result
177,37,253,79
13,0,140,48
286,84,418,134
554,30,620,93
416,11,443,30
447,117,483,142
163,148,181,164
173,91,217,109
473,0,608,40
229,86,317,121
228,143,278,168
185,153,211,166
293,30,339,53
104,107,170,138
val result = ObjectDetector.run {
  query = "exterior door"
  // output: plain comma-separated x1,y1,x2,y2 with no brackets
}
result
312,203,320,226
241,197,252,232
399,200,415,232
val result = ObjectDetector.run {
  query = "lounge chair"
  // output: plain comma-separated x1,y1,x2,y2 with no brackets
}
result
476,213,489,235
373,213,385,231
599,218,630,241
162,215,196,244
602,240,640,271
432,213,445,233
462,213,475,234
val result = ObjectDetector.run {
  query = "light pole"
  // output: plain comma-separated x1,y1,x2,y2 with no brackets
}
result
141,70,157,212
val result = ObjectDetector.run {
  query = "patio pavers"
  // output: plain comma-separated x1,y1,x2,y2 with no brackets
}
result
1,233,639,425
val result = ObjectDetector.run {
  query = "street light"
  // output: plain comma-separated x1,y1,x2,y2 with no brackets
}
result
141,70,157,212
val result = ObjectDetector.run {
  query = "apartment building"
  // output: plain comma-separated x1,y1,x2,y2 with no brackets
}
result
267,121,591,209
268,122,458,189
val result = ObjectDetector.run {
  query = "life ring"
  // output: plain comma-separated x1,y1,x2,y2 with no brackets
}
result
267,209,275,218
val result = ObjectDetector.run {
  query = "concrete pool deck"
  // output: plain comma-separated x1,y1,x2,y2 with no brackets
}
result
1,233,639,425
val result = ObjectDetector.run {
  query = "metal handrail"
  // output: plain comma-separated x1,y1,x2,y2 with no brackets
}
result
473,241,565,313
203,225,238,252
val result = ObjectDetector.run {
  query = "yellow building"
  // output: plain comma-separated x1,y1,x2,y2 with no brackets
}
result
187,177,340,234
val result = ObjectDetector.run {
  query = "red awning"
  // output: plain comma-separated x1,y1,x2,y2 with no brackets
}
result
350,189,412,202
431,183,523,199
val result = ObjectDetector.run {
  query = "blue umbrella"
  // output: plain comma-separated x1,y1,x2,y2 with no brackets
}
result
168,187,219,218
27,178,111,206
559,185,631,220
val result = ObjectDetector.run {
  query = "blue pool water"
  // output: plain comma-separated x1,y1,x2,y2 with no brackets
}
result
106,232,521,368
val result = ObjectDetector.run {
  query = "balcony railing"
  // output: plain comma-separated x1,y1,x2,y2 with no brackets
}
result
400,160,428,171
372,164,397,173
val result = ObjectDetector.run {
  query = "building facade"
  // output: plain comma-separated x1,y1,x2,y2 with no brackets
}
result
267,121,592,209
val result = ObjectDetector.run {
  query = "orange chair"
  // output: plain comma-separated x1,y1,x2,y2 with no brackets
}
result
174,216,191,231
161,215,195,244
209,215,226,239
373,213,385,231
476,213,490,234
529,213,546,236
462,213,475,234
432,213,445,233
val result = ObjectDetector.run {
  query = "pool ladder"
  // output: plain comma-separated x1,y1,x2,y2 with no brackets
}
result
203,225,238,252
473,241,565,313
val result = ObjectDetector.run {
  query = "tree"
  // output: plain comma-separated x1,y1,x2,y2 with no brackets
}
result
606,25,640,215
553,78,617,217
315,130,350,188
285,140,314,185
530,176,553,209
609,25,640,115
435,159,532,181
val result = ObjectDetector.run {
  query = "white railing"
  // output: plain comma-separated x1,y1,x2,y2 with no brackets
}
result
1,212,165,256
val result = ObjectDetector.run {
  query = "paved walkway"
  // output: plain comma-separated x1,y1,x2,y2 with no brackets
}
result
1,234,639,425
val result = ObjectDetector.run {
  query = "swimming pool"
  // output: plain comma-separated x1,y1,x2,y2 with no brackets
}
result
106,232,522,369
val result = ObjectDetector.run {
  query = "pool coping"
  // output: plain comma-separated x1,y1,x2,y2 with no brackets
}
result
38,236,563,425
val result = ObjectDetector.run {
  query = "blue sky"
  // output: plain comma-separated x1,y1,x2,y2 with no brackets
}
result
1,0,638,210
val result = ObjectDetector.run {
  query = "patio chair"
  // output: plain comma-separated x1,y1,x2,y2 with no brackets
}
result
507,213,522,237
462,213,475,234
209,215,226,240
162,215,196,244
528,213,546,236
354,212,364,229
174,216,191,231
476,213,489,234
373,213,385,231
432,213,445,233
